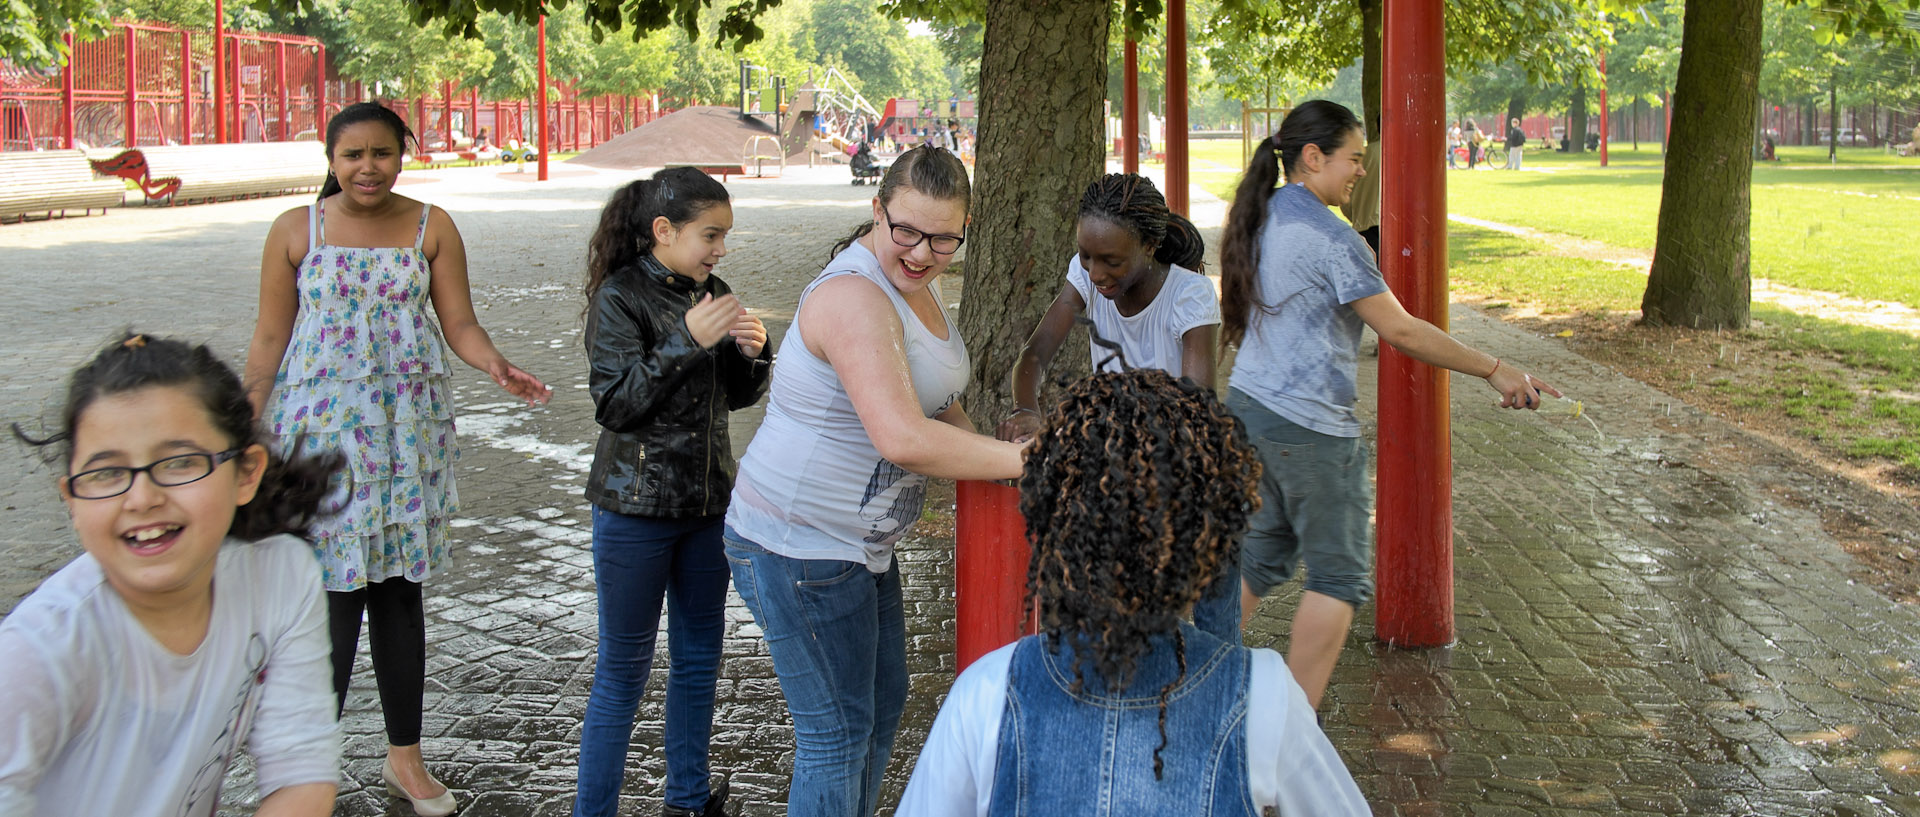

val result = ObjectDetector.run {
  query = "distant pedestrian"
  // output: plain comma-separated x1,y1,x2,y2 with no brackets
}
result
2,333,343,816
1467,121,1484,168
900,370,1370,817
1447,122,1463,169
724,144,1026,817
1505,117,1526,170
246,100,550,817
1218,100,1561,711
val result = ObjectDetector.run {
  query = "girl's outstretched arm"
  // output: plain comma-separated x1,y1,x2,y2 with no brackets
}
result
1179,323,1219,391
998,284,1085,441
422,206,550,406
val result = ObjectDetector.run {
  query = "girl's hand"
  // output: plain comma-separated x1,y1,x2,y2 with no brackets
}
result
1486,361,1561,409
490,360,552,406
995,408,1043,443
731,311,768,359
686,293,742,349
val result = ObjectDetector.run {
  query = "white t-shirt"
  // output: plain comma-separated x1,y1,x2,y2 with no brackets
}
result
0,535,340,816
897,641,1369,817
1065,256,1219,378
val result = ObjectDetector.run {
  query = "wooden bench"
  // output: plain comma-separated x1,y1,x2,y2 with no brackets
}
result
664,162,749,182
0,150,126,223
116,142,328,204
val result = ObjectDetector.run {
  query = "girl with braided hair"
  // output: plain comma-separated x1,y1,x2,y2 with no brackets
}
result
899,370,1367,816
997,173,1217,444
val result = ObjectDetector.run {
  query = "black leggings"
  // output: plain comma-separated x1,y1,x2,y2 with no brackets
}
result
328,577,425,746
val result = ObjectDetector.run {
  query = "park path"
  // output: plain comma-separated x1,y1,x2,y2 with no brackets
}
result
3,163,1920,816
1449,213,1920,336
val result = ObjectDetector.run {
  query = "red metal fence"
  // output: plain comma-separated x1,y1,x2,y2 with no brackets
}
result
2,20,664,153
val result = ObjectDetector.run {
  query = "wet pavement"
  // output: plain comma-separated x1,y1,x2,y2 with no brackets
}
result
3,162,1918,816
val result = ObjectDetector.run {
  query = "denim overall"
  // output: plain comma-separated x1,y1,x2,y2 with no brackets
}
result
988,623,1262,816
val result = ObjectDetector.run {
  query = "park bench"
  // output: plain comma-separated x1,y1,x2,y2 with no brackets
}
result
664,162,749,182
0,149,126,223
100,142,327,205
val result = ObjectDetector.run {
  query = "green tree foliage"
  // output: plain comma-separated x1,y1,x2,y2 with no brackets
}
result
328,0,493,97
4,0,111,68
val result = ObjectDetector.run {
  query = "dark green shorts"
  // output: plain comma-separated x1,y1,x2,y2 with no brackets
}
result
1227,388,1375,606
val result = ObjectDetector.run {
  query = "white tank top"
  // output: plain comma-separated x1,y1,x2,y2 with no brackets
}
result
727,240,970,571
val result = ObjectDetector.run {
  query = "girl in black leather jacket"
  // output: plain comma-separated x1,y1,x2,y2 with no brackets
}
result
573,167,770,817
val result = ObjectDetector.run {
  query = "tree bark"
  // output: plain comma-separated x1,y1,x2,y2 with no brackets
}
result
1505,94,1527,135
1360,0,1382,136
957,0,1109,424
1641,0,1760,329
1568,82,1588,153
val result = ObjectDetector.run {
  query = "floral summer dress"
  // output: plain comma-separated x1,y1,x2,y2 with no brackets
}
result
266,200,459,592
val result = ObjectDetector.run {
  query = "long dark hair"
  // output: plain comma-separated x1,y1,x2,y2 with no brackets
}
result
1018,368,1261,780
1077,173,1205,271
827,143,970,263
583,167,731,308
318,102,416,199
1219,99,1364,347
13,333,343,541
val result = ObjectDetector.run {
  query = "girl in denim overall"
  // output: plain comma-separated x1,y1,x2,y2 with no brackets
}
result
898,370,1369,816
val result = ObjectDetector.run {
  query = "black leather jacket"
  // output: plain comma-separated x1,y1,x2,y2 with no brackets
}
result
584,256,772,518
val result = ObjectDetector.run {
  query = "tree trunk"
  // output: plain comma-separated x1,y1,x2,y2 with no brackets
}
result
1506,94,1526,135
1569,82,1588,153
1360,0,1382,136
957,0,1110,423
1641,0,1760,329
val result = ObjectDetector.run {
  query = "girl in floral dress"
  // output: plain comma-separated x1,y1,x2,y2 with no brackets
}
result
246,102,549,817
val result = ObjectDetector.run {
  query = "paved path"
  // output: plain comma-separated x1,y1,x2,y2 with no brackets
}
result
3,164,1919,816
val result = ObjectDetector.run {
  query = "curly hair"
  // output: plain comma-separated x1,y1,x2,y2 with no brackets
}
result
1017,368,1261,779
1077,173,1206,271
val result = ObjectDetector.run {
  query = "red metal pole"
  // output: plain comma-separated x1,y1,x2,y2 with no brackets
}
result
537,15,549,181
315,45,327,140
1599,53,1609,166
230,35,242,140
276,41,288,140
469,86,479,145
124,25,138,149
1164,0,1188,217
1123,39,1139,174
441,80,452,149
572,85,582,152
954,480,1035,672
181,31,193,144
1377,0,1453,648
213,0,226,143
62,31,76,149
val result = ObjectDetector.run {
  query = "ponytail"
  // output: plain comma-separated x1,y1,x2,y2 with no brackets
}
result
318,102,415,199
1155,212,1206,271
584,167,730,310
1220,99,1364,348
828,143,970,264
1220,136,1281,348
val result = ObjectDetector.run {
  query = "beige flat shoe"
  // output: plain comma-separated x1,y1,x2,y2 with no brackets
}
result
381,758,458,816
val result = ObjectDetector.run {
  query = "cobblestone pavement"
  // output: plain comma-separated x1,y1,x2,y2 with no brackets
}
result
4,163,1920,816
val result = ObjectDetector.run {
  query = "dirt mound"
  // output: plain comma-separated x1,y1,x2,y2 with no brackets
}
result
569,105,816,169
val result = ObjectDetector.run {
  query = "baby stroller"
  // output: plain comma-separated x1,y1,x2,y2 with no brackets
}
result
850,142,887,185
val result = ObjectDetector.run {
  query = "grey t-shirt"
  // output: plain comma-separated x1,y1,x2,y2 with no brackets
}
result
1227,182,1390,438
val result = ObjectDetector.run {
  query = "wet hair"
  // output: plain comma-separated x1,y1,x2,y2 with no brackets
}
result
1219,100,1365,347
827,143,970,262
583,167,731,308
318,101,416,199
13,332,343,541
1077,173,1206,272
1018,367,1261,780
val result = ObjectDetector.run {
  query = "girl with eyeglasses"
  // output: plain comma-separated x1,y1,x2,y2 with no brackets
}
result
2,333,344,816
723,143,1026,817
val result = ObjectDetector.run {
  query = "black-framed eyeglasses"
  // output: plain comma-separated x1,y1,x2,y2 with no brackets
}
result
67,449,246,500
882,207,965,255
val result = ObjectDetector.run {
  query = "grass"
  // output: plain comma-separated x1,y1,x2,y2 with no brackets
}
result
1441,223,1920,472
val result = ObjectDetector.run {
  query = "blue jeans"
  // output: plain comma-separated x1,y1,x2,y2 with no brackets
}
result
1192,560,1244,643
723,527,906,817
573,509,730,817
